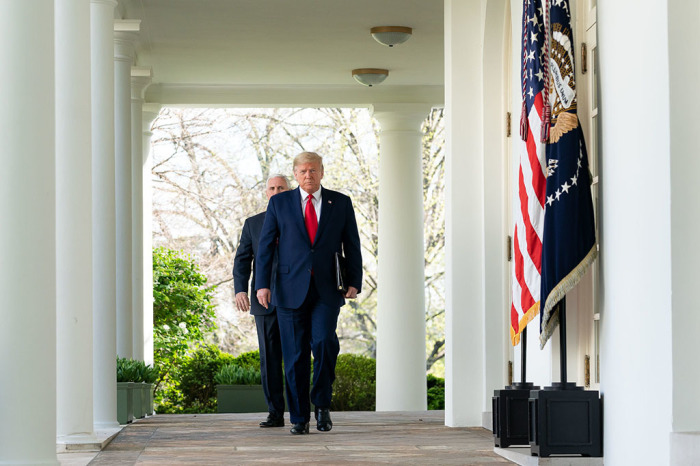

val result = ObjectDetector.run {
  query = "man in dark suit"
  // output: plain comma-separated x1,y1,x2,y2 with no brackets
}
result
233,174,289,428
255,152,362,435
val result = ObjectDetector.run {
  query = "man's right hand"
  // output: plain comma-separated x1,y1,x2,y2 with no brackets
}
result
235,292,250,312
257,288,271,309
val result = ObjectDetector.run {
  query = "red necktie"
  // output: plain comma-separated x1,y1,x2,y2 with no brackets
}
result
304,194,318,244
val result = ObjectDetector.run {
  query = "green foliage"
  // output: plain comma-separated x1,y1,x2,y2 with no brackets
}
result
143,365,159,384
231,350,261,371
214,364,262,385
427,374,445,410
117,357,159,383
152,247,218,411
330,353,376,411
153,246,217,361
116,357,139,383
155,344,235,414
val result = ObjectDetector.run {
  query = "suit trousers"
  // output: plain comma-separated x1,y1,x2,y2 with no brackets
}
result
254,310,285,417
276,278,340,424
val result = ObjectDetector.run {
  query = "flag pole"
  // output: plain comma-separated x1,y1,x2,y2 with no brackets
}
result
559,298,568,386
520,327,527,385
510,327,535,389
553,297,579,390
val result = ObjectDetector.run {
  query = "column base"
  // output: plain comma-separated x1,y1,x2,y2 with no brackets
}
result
56,427,121,453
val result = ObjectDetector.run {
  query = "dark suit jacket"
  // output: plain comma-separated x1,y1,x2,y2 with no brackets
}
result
233,211,276,316
255,187,362,309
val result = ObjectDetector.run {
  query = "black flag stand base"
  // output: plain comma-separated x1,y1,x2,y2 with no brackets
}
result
493,327,539,448
528,298,603,457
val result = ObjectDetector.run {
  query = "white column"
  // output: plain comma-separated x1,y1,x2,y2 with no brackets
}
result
141,104,161,366
0,2,58,464
670,0,700,442
480,0,510,428
373,103,430,411
56,0,94,441
670,0,700,456
114,26,137,359
131,68,152,361
598,1,673,464
444,0,485,426
91,0,119,430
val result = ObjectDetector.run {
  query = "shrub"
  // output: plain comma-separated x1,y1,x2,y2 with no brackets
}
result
152,247,217,390
179,345,235,410
427,374,445,410
152,247,220,413
214,364,262,385
331,353,376,411
157,344,234,413
232,350,261,372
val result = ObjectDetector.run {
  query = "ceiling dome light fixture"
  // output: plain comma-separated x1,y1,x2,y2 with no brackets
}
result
370,26,413,47
352,68,389,87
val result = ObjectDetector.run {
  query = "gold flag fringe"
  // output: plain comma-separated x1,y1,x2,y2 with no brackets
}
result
539,244,598,349
511,300,540,346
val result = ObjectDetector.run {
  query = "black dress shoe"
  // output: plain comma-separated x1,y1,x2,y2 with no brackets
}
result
290,422,309,435
259,413,284,428
315,408,333,432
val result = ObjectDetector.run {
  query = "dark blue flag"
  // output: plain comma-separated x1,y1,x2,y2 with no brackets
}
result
539,0,597,348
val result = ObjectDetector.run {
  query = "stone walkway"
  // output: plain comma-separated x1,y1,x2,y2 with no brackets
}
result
60,411,513,465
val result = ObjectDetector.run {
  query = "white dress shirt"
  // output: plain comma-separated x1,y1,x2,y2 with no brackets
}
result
299,186,322,223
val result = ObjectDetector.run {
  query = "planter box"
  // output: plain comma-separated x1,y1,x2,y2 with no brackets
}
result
132,383,144,419
145,383,155,415
134,383,153,418
117,382,134,424
216,384,268,413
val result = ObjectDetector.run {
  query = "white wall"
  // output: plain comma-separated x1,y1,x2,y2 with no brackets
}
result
598,1,674,464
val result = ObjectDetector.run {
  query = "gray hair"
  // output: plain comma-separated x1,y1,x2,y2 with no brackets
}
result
266,173,290,187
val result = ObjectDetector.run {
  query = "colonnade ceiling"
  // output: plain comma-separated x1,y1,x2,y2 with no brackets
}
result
119,0,445,107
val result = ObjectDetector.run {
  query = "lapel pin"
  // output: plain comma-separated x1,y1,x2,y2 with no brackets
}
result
328,200,332,204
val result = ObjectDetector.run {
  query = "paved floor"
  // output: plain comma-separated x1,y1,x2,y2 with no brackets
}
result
59,411,513,465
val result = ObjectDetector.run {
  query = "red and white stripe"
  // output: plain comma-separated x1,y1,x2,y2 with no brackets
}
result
510,92,547,345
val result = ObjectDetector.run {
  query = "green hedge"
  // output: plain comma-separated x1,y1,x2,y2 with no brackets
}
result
155,347,445,413
331,353,376,411
156,344,235,413
427,374,445,410
231,350,261,372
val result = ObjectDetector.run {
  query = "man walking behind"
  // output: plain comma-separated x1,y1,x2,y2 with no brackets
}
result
233,174,289,428
255,152,362,435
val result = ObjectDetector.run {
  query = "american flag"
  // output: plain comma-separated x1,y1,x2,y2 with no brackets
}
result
539,0,597,347
510,0,549,346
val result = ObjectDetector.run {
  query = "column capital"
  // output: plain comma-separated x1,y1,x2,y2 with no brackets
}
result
371,103,433,132
114,32,137,63
114,20,140,63
114,19,141,32
131,67,152,100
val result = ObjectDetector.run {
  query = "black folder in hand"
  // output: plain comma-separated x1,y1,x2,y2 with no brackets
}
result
334,252,347,293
